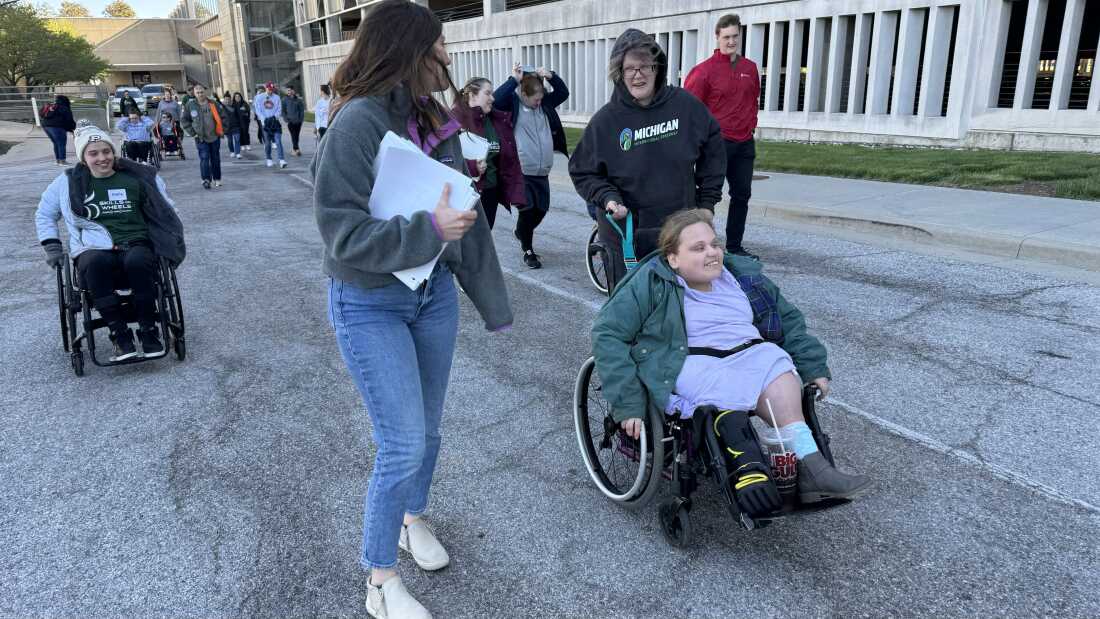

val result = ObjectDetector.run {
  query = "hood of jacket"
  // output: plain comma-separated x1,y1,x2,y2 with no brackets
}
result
609,28,675,110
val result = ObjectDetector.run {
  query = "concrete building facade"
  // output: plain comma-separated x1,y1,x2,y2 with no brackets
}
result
294,0,1100,152
54,17,207,91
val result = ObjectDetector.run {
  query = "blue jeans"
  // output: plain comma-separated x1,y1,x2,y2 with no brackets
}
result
44,126,67,160
195,138,222,181
226,130,240,155
263,129,284,161
328,267,458,569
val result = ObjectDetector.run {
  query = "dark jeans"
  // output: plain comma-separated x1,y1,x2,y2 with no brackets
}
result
724,137,756,252
196,137,222,181
516,175,549,252
287,122,303,151
480,184,503,230
44,126,67,161
76,244,158,333
124,141,151,162
596,211,660,292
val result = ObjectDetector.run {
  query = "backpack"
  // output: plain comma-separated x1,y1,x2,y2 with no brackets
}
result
40,103,57,119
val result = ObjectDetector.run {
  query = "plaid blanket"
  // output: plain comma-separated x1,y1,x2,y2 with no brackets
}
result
736,274,783,342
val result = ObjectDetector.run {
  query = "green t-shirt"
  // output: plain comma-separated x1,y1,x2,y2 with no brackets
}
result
85,172,148,246
482,116,501,190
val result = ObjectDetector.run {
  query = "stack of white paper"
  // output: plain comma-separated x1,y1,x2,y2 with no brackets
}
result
369,131,480,290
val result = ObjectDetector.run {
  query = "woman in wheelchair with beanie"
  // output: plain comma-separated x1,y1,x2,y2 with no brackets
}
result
35,121,185,361
592,209,869,515
570,29,726,290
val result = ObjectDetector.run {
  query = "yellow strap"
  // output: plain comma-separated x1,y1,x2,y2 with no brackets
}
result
735,473,770,490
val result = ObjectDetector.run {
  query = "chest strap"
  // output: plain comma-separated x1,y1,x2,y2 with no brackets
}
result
688,339,764,358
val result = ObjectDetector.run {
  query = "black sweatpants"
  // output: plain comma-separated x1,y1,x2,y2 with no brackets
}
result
77,244,159,334
287,122,303,151
516,175,549,252
724,137,756,252
480,184,503,230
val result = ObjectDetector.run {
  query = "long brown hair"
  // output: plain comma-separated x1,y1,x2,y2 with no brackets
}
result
330,0,457,141
457,77,491,110
658,209,716,257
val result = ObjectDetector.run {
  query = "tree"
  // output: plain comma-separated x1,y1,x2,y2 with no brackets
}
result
102,0,135,17
0,3,109,86
58,1,90,16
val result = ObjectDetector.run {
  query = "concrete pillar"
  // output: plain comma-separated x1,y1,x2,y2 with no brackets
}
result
1050,0,1085,110
483,0,503,15
891,8,924,117
805,17,829,113
668,30,682,87
1013,0,1048,109
326,15,339,44
765,21,785,111
784,19,805,112
747,23,766,66
1090,30,1100,111
919,5,955,117
848,13,873,114
824,16,849,113
866,10,899,115
985,0,1012,107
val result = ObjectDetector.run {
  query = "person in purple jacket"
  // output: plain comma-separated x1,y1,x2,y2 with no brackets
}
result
450,77,526,229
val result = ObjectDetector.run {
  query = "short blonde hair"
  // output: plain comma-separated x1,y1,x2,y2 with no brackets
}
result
658,209,716,257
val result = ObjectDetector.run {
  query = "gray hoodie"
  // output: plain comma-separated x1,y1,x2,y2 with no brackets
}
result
311,91,513,331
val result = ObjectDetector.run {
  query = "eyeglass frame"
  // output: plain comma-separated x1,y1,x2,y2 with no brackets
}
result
622,64,658,78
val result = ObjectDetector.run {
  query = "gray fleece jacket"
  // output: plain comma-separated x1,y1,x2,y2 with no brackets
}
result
311,90,513,331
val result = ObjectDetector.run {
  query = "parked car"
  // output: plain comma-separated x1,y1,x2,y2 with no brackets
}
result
141,83,172,110
110,86,146,116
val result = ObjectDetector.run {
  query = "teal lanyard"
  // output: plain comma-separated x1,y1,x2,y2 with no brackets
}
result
604,211,637,270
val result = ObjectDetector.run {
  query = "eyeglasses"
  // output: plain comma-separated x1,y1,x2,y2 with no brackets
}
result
623,65,657,78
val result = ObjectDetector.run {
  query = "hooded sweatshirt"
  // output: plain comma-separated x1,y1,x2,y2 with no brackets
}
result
569,29,726,230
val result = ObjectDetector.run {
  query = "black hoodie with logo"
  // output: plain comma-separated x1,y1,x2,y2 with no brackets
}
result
569,33,726,230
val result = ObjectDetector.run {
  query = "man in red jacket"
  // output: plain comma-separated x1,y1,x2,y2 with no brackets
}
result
685,13,761,259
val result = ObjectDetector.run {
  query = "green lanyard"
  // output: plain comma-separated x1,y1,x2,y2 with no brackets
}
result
604,211,637,271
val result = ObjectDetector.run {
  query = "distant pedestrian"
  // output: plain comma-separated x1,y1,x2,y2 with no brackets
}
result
232,92,252,152
119,91,140,117
313,83,331,141
254,82,286,168
40,95,76,165
685,13,761,259
220,92,242,158
282,86,305,156
493,63,569,269
451,77,525,230
314,2,511,616
180,85,194,109
180,84,227,189
254,86,265,145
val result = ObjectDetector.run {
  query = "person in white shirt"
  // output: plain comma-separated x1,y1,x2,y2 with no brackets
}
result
252,81,287,168
314,83,331,141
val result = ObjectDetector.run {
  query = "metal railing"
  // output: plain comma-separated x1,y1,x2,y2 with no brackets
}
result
0,84,105,124
433,0,482,22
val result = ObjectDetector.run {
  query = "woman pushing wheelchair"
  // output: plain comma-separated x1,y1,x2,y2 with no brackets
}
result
592,209,869,516
35,121,185,361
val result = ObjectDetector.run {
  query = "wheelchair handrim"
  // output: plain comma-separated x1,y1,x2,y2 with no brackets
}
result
573,357,648,501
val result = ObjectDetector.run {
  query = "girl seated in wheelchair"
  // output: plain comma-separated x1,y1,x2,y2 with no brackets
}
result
35,122,185,361
155,112,183,158
592,209,870,515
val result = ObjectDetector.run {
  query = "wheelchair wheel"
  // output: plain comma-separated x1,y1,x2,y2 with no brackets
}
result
62,258,80,355
173,336,186,361
158,259,185,361
70,350,84,376
574,356,664,510
586,225,609,295
659,497,692,548
56,265,69,352
149,142,161,169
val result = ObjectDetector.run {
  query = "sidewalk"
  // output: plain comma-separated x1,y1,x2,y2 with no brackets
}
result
548,155,1100,271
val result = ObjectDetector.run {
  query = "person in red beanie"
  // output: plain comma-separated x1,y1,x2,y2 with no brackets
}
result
685,13,761,260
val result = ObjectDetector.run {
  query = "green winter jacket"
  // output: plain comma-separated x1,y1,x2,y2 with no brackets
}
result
591,252,831,423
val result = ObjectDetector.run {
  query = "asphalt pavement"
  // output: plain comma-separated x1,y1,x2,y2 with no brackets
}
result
1,131,1099,617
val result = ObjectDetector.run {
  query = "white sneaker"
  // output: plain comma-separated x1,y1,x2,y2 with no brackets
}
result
279,159,287,169
398,520,450,571
213,180,222,187
366,576,431,619
266,159,273,167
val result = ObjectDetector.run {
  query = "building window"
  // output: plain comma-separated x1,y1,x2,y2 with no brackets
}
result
310,21,327,46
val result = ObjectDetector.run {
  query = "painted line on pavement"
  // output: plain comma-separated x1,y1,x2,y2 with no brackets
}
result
291,174,314,188
499,266,1100,517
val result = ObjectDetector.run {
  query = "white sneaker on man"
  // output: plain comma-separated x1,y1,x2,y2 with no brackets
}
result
366,576,431,619
213,180,222,187
398,520,449,571
266,159,273,167
279,159,287,169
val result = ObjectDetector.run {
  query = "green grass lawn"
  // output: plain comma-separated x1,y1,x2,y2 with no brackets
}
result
562,126,1100,201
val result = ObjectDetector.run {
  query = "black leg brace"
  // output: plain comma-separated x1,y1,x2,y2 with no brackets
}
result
712,409,782,516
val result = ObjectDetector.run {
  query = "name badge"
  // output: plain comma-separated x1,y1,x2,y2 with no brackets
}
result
107,188,128,202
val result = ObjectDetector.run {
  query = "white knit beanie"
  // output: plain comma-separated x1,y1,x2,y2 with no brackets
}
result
74,120,115,161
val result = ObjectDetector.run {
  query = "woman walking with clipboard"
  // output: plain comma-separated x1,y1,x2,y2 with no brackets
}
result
311,2,512,616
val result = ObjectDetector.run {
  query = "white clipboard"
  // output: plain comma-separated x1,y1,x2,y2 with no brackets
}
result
370,132,480,290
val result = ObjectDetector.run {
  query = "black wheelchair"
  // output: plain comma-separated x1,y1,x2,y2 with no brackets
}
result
54,252,185,376
121,139,161,170
573,356,848,547
585,223,610,295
